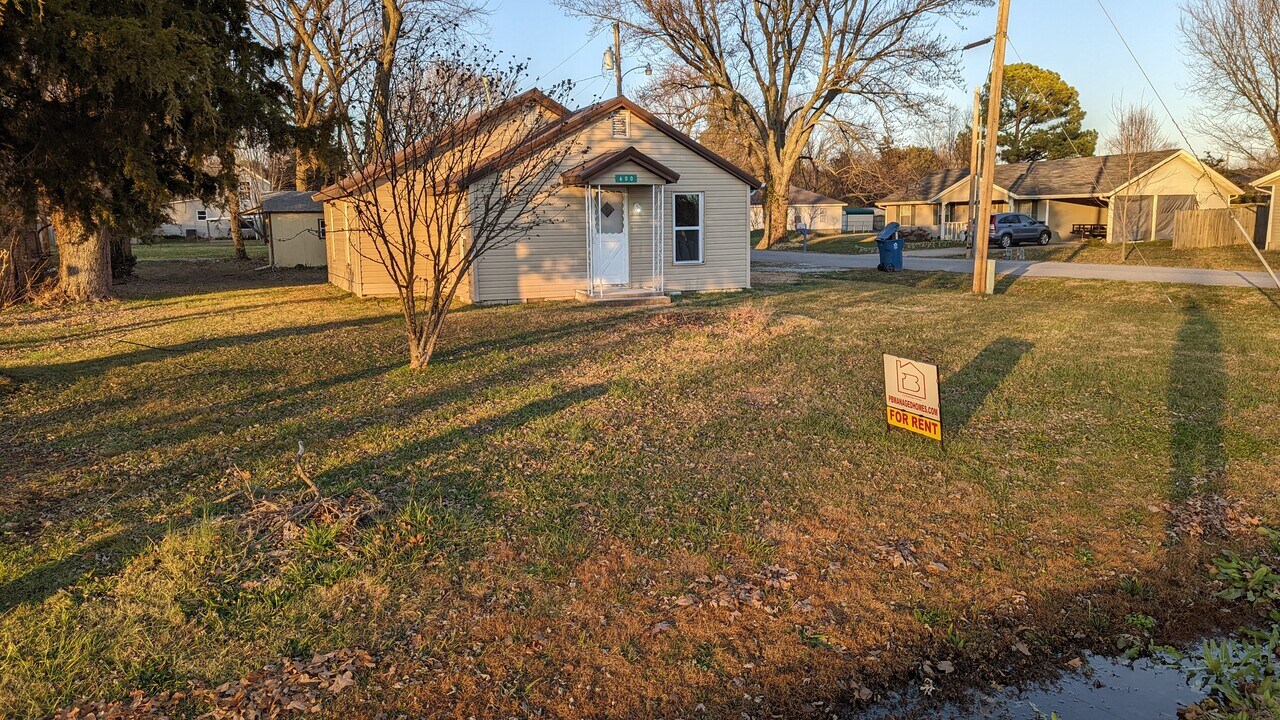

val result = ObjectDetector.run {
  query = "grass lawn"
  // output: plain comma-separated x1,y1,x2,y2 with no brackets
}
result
750,229,963,255
2,261,1279,717
133,241,270,261
1016,239,1280,272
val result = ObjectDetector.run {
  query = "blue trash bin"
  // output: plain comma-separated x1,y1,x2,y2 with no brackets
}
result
875,222,903,272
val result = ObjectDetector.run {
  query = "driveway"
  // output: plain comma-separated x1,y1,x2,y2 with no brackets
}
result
751,249,1279,289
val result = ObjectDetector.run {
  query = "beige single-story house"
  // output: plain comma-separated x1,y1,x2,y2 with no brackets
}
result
1251,169,1280,250
878,150,1243,243
257,191,326,267
314,92,758,304
750,186,845,234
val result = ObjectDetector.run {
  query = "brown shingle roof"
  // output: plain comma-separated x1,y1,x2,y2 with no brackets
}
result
879,150,1181,203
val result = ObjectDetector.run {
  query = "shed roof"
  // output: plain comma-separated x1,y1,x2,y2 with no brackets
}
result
750,185,844,206
259,191,323,214
880,150,1189,204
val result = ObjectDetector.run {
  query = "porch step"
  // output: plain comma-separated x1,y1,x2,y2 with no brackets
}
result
574,289,671,306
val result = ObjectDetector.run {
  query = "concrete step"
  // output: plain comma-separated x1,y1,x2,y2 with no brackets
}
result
574,289,671,306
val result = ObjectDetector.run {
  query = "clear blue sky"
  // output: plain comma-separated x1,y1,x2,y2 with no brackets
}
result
485,0,1215,156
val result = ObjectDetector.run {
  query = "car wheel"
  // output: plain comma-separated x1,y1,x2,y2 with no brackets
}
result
1038,231,1051,246
998,234,1013,249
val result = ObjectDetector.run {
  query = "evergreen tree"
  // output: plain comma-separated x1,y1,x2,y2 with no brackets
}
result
0,0,283,300
981,63,1097,163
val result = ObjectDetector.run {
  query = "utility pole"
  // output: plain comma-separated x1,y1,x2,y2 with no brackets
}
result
973,0,1010,294
966,87,982,261
613,22,623,97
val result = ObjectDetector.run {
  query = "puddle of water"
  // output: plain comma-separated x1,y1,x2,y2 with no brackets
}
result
863,651,1207,720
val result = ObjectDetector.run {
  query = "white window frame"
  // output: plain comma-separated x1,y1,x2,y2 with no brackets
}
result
672,191,704,265
195,209,208,222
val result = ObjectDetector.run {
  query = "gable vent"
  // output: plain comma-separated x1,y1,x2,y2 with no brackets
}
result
611,110,629,138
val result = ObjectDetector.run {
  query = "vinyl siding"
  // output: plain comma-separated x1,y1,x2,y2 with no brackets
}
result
268,212,326,267
472,110,752,303
749,203,843,233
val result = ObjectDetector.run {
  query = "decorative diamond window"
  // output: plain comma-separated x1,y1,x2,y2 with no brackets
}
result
600,202,615,218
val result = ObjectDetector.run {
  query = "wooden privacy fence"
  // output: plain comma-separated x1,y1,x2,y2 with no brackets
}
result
1172,206,1265,249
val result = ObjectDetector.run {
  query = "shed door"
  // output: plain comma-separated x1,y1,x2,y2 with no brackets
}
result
592,189,629,286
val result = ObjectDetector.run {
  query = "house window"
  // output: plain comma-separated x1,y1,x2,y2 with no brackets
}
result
900,205,914,226
196,209,207,221
611,110,629,138
318,219,326,240
673,192,703,264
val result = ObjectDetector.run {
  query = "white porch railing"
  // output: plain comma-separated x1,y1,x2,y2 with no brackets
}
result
940,221,968,244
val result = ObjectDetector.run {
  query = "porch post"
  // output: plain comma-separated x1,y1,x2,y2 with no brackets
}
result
584,185,594,297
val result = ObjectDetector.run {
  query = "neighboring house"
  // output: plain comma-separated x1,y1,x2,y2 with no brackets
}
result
878,150,1243,243
158,169,273,239
315,92,758,304
842,207,885,233
1250,169,1280,250
257,191,326,267
749,186,845,234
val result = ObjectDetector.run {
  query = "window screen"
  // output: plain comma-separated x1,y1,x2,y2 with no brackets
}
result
673,192,702,263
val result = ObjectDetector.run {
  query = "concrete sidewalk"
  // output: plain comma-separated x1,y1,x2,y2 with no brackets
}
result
751,249,1279,289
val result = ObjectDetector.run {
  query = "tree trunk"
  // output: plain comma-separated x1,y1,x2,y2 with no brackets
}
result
52,208,111,302
109,231,136,279
757,182,791,249
407,308,449,369
370,0,404,152
294,147,309,191
0,212,45,307
227,178,248,261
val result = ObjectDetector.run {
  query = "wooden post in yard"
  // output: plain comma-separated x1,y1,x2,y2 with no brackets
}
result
966,87,982,260
973,0,1011,294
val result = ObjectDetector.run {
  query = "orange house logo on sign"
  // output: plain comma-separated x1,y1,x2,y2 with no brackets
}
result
882,354,942,441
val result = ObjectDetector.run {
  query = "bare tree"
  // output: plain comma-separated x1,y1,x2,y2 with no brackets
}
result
1103,99,1172,156
558,0,979,248
1181,0,1280,167
325,49,585,367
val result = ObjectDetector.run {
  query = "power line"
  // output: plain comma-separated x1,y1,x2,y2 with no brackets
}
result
535,26,605,85
1093,0,1280,292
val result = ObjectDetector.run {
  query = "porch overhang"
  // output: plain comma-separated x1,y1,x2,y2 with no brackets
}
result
561,146,681,186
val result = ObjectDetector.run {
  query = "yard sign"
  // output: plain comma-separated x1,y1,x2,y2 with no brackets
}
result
882,354,942,442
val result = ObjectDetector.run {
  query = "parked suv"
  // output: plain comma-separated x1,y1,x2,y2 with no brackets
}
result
988,212,1051,248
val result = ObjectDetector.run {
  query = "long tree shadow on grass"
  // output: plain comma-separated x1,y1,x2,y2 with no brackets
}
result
940,337,1034,431
1168,302,1226,500
3,316,390,385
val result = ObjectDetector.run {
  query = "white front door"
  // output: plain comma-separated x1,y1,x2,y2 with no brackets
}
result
592,189,629,286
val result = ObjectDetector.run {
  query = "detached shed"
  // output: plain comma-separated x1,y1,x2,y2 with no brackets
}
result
842,207,885,232
1252,169,1280,250
259,191,326,267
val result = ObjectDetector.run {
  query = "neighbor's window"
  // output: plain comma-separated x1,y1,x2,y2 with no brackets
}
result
196,209,207,221
673,192,703,264
318,219,326,240
900,205,914,226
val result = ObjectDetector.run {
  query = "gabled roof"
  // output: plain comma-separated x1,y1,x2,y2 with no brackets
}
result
313,89,570,202
878,150,1220,204
258,190,323,214
455,95,760,189
750,185,844,206
561,146,681,185
1253,167,1280,187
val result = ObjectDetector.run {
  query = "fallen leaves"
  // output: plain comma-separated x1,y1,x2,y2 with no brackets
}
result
668,566,799,618
1166,494,1259,541
208,649,374,719
53,649,374,720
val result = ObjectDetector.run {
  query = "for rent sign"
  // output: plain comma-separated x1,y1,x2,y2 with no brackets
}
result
882,354,942,442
